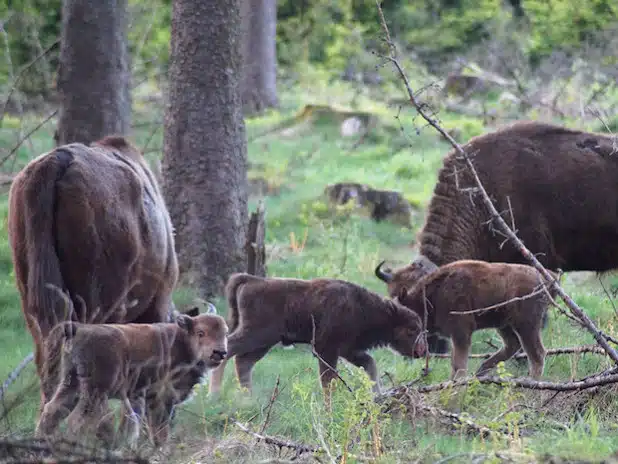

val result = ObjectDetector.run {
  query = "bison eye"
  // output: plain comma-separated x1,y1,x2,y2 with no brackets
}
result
197,331,205,338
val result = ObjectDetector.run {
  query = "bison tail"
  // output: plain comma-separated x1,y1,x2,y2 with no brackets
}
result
40,321,75,401
225,273,259,333
20,148,74,337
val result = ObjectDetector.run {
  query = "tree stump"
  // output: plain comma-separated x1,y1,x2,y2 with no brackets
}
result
246,201,266,277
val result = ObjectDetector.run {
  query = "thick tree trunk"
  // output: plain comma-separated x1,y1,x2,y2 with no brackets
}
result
56,0,131,145
240,0,279,115
163,0,248,299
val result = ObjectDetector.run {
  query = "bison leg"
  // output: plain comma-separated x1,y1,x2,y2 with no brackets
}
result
515,324,547,379
476,327,521,377
35,382,79,438
450,332,472,380
315,347,341,409
235,346,272,393
342,351,381,394
145,397,174,449
66,386,113,444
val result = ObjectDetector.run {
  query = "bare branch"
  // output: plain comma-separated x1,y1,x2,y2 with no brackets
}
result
234,421,321,456
429,344,608,360
0,109,58,168
451,287,546,316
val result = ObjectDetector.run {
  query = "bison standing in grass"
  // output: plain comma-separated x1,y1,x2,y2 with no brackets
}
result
35,310,228,448
7,135,179,412
376,120,618,353
395,260,559,379
208,273,427,402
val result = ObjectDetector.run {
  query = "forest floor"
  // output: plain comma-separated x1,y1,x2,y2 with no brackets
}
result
1,74,618,463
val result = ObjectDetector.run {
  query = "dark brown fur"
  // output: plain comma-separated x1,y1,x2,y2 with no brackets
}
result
35,313,228,447
209,273,427,399
7,135,179,410
397,260,559,379
418,120,618,271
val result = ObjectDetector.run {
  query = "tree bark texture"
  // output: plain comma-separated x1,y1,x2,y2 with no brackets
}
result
56,0,131,145
240,0,279,115
163,0,248,299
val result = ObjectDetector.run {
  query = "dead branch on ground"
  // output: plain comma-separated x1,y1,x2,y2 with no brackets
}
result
429,345,608,360
234,421,321,457
375,0,618,366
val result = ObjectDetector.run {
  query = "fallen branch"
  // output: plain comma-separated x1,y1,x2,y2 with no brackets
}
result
451,287,546,315
429,344,608,360
234,421,321,456
375,1,618,366
387,371,618,395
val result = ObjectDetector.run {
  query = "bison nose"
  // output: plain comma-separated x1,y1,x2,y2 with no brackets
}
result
211,349,227,362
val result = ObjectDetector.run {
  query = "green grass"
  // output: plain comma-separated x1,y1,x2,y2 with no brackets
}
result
2,80,618,463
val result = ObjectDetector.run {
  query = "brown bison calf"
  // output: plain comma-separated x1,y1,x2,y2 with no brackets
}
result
396,260,559,380
35,312,228,447
209,273,427,400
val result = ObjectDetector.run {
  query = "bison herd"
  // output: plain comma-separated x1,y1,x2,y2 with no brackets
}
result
6,120,617,448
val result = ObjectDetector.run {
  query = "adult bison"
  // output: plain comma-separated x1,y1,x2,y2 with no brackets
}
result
8,135,179,410
376,120,618,352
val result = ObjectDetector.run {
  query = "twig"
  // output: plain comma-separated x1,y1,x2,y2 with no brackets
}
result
450,287,546,315
0,109,58,168
598,274,618,318
259,375,281,435
375,1,618,366
234,421,321,456
0,38,60,127
310,314,353,393
0,352,34,402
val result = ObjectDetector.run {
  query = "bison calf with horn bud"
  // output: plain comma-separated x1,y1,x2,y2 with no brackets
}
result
395,259,559,380
209,273,427,401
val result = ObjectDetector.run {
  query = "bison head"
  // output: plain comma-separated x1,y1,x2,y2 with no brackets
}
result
176,313,229,369
375,256,439,299
388,293,427,359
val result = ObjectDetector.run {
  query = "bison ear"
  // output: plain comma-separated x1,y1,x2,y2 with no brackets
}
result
205,302,217,314
176,314,194,333
184,306,200,317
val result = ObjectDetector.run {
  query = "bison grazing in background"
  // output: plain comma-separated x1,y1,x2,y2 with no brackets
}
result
376,120,618,353
396,260,559,379
8,135,179,410
209,273,427,401
35,310,228,448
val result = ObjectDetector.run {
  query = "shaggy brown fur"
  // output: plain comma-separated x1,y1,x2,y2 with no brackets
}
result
396,260,559,379
35,312,228,447
7,135,179,410
208,273,427,400
376,121,617,352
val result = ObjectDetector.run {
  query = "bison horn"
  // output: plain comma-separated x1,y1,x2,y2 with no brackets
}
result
375,260,393,283
205,302,218,314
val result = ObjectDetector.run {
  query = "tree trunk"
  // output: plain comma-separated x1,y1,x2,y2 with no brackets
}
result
56,0,131,145
163,0,248,299
240,0,279,115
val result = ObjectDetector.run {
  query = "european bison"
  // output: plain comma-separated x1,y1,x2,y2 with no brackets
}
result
35,310,228,447
396,260,559,379
7,135,179,410
376,120,618,352
208,273,427,401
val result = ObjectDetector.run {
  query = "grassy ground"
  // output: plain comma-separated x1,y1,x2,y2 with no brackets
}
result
1,77,618,463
